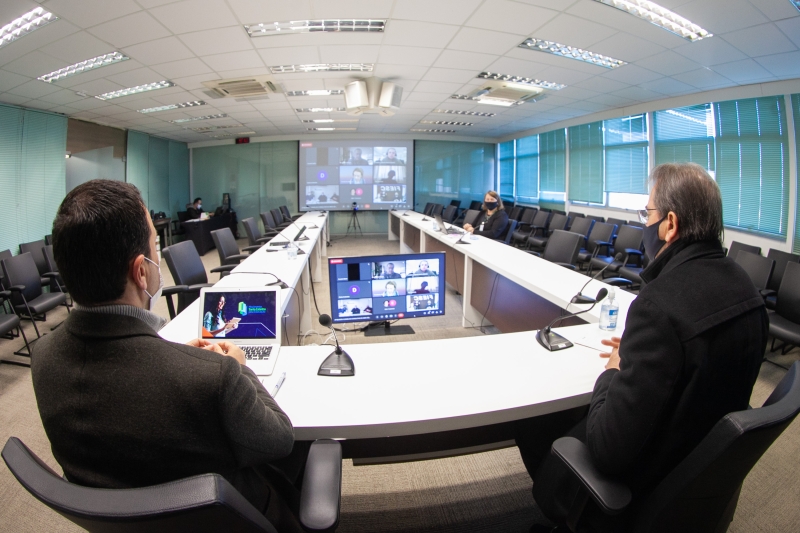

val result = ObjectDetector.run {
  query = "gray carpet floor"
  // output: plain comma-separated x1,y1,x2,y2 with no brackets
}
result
0,234,798,532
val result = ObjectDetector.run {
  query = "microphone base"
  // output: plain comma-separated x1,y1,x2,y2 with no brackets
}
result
318,349,355,376
570,294,596,305
536,328,574,352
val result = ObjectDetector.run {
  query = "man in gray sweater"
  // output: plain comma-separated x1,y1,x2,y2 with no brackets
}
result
31,180,302,531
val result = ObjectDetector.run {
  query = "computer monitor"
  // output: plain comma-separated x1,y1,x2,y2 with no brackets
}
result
328,252,446,335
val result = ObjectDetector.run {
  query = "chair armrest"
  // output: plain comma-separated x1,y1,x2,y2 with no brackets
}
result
595,241,613,248
256,236,272,244
760,289,776,299
210,265,237,274
0,290,9,298
242,244,261,253
299,439,342,532
551,437,632,515
162,285,189,296
42,271,60,279
8,285,26,292
525,251,543,257
624,249,643,256
554,263,578,270
603,277,633,287
187,283,214,291
226,254,250,263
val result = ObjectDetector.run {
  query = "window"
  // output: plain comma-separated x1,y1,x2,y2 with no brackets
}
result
539,129,566,201
654,104,715,171
498,141,514,200
605,114,649,209
516,135,538,202
714,96,789,237
568,121,604,204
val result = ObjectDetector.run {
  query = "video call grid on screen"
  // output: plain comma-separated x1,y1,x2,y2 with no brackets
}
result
299,140,413,212
201,291,278,339
328,252,446,323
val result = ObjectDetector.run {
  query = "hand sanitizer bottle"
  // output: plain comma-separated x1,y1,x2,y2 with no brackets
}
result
599,288,618,331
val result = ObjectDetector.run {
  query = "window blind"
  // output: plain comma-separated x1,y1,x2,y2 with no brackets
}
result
653,104,715,171
714,96,789,237
515,135,538,201
605,115,648,194
498,140,514,200
792,94,800,254
0,106,23,253
568,122,604,203
539,129,565,192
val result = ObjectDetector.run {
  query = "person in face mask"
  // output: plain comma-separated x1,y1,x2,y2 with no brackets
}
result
463,190,509,239
516,163,768,532
30,180,305,532
187,197,203,219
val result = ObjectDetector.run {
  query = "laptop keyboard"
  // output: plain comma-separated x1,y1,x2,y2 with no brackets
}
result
243,345,273,360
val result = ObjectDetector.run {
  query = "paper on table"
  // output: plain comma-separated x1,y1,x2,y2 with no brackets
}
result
558,327,617,353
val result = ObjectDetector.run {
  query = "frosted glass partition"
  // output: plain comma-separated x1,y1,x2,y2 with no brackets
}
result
414,140,496,212
126,130,190,218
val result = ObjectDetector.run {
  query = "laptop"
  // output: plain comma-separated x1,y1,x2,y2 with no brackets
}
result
198,287,282,376
434,214,463,235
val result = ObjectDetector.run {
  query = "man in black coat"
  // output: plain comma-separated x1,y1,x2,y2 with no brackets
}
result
32,180,305,532
516,163,768,531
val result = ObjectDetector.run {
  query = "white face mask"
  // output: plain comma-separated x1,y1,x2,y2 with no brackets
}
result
143,257,163,311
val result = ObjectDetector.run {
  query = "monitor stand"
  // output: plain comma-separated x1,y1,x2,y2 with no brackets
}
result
364,321,415,337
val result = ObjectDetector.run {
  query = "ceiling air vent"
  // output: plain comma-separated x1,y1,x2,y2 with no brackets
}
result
202,76,281,99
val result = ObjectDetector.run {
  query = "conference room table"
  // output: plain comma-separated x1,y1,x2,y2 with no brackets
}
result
180,216,227,255
160,209,637,462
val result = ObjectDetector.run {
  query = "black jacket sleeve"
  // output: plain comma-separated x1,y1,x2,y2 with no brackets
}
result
473,210,509,239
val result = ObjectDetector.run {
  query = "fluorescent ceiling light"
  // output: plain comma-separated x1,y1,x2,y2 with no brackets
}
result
237,131,257,135
270,64,373,74
307,127,357,131
138,101,206,114
477,72,566,91
1,7,58,50
286,90,344,97
302,119,358,123
95,81,174,100
295,107,347,112
450,94,522,107
410,129,456,133
519,38,627,69
434,109,496,117
170,114,228,124
38,52,129,83
420,120,473,126
245,19,385,37
593,0,712,41
192,125,239,132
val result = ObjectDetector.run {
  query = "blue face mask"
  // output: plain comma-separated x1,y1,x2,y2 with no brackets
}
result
643,215,667,261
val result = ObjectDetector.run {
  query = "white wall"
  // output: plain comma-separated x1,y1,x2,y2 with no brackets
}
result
65,145,124,192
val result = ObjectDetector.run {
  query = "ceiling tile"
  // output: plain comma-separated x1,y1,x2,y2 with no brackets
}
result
172,73,217,90
201,50,264,72
68,78,125,96
257,46,320,66
638,50,702,76
754,50,800,77
447,27,526,56
308,0,394,19
592,32,667,63
531,13,619,49
711,58,778,84
227,0,312,22
722,23,797,57
383,20,460,49
0,20,82,68
318,45,380,64
433,50,497,70
672,68,735,90
380,46,443,67
672,38,748,66
213,67,272,79
86,11,172,48
610,86,665,103
2,51,73,78
105,67,167,87
0,93,33,106
373,64,429,80
638,77,698,96
600,64,662,85
0,70,31,92
54,58,143,88
390,0,483,25
465,0,558,35
420,68,477,84
123,37,195,66
149,0,239,34
7,79,63,99
178,26,253,56
39,31,117,64
677,0,768,34
151,58,213,79
43,0,142,28
413,80,464,94
775,17,800,49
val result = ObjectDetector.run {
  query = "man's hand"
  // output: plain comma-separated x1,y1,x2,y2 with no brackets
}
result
187,339,246,365
600,336,622,370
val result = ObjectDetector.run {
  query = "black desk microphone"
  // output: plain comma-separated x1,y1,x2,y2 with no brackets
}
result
317,314,355,376
537,288,608,351
572,253,624,304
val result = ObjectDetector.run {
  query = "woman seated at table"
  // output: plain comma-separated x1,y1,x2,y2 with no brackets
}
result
463,190,509,239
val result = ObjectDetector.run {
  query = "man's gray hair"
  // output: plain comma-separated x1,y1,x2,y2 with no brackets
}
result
650,163,723,243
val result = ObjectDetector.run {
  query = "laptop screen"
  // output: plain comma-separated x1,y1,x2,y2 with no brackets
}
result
201,290,278,340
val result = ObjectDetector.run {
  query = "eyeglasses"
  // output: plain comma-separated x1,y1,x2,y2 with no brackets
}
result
638,207,658,223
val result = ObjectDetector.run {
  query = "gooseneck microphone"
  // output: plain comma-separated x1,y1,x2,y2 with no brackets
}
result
572,253,624,304
537,288,609,352
317,314,355,376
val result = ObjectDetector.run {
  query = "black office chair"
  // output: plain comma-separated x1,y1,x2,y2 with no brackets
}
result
162,241,235,319
584,215,605,224
0,249,12,289
527,230,582,270
261,211,283,234
441,205,458,224
211,228,251,267
43,245,73,307
1,252,68,338
449,199,461,209
566,217,595,249
543,361,800,533
430,204,444,217
576,223,617,269
605,218,627,237
280,205,303,222
587,225,644,278
2,437,343,533
734,251,775,294
767,261,800,355
461,209,480,228
495,220,518,245
271,208,292,229
19,240,52,289
241,217,274,252
763,249,800,310
516,210,551,248
727,241,761,261
526,213,570,252
507,206,524,221
0,289,32,361
626,220,645,229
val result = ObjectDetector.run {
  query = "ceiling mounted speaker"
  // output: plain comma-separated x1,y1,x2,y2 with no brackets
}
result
345,77,402,116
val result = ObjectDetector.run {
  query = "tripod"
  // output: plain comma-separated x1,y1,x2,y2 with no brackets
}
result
346,208,363,237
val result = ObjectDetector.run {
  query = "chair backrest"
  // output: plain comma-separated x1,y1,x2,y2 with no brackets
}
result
519,208,538,225
270,208,285,225
43,245,65,292
19,240,48,276
632,362,800,533
423,203,434,215
586,222,616,252
727,241,761,261
1,437,277,533
508,206,524,221
177,211,190,223
241,217,261,247
210,228,243,266
613,225,644,255
776,261,800,324
569,212,585,218
462,209,480,228
501,220,518,244
0,249,11,289
45,234,53,245
431,204,444,217
449,199,461,208
585,215,605,223
163,240,209,287
2,253,43,305
626,220,645,228
606,217,627,229
766,249,800,293
734,251,774,292
261,211,277,231
567,217,595,239
468,200,482,211
442,205,457,223
543,230,582,266
531,210,551,230
280,205,292,220
547,213,569,233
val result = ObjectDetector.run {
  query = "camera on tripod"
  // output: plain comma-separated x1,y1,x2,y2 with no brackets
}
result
352,202,358,212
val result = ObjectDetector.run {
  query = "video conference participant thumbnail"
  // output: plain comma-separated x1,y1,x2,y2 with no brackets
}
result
374,147,406,165
373,260,406,279
305,185,340,206
306,166,340,186
375,165,406,183
408,293,439,311
342,147,373,165
344,187,366,205
407,258,439,277
372,279,406,298
337,298,372,317
408,276,437,294
373,184,406,204
340,166,373,184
